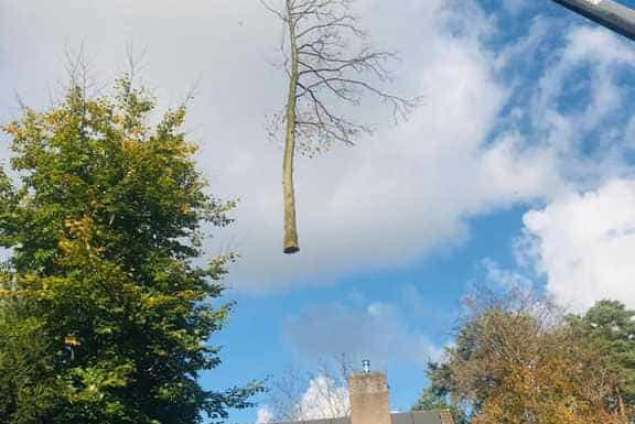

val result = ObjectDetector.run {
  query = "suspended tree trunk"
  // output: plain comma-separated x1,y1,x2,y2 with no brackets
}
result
262,0,420,254
283,6,300,253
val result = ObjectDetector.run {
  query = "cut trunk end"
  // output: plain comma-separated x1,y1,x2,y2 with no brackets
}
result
283,225,300,254
284,244,300,254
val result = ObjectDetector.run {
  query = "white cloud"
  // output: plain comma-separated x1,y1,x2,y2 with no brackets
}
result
0,0,562,292
256,407,274,424
260,374,350,422
481,258,535,291
295,375,350,420
528,27,635,174
1,1,633,292
215,0,569,291
520,179,635,311
487,27,635,314
284,298,442,367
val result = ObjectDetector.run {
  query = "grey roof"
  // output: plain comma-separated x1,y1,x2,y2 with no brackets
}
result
273,411,449,424
392,411,448,424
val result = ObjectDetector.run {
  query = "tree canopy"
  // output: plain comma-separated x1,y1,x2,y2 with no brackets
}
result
567,300,635,414
0,76,260,423
416,293,634,424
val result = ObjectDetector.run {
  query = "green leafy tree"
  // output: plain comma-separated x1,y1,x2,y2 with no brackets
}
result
0,77,261,423
568,300,635,417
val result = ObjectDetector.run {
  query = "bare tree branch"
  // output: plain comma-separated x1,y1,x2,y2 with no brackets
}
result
259,0,287,21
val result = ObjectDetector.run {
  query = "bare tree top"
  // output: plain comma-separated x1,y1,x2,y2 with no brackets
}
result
262,0,421,155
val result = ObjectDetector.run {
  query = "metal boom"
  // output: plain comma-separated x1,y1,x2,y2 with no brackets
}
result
552,0,635,41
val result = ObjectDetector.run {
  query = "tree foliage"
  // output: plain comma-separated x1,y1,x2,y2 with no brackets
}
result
567,300,635,416
418,293,632,424
414,368,469,424
0,77,260,423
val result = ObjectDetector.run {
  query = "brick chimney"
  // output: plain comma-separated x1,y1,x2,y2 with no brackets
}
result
348,361,391,424
438,410,455,424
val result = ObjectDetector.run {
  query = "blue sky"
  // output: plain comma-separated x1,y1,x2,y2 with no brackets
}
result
210,207,529,421
1,0,635,423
